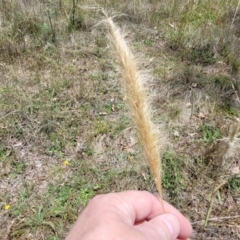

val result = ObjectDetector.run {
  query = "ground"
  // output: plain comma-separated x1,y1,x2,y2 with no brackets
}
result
0,1,240,239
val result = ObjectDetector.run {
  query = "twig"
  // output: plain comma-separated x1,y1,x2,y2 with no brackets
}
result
47,9,56,43
193,215,240,225
0,110,19,120
231,80,240,104
230,0,240,30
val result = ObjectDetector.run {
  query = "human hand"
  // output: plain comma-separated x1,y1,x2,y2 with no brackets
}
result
66,191,192,240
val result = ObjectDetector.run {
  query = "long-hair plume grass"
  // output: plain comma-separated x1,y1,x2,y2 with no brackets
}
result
104,17,166,199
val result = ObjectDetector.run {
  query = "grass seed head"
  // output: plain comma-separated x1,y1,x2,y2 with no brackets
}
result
104,16,167,198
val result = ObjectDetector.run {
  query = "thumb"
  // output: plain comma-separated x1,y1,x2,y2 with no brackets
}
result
137,214,180,240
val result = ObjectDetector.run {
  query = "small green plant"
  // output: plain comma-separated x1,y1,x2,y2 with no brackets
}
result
12,184,32,217
26,205,45,227
46,133,64,156
214,75,233,91
166,104,182,121
220,103,239,116
113,117,130,135
162,152,185,198
0,146,7,157
227,53,240,73
49,184,73,206
229,177,240,191
219,44,240,73
94,120,112,135
12,17,40,44
79,187,95,207
186,44,216,65
14,161,25,174
200,124,221,144
68,0,88,31
85,146,93,156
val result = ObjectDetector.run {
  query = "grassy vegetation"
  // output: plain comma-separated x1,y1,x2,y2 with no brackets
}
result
0,0,240,239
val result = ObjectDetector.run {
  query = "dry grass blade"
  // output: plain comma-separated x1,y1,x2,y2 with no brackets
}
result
104,17,166,198
230,0,240,30
193,215,240,225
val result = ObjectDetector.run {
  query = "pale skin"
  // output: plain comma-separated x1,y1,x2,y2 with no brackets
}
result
66,191,192,240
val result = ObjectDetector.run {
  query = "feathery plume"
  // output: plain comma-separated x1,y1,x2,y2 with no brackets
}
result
105,17,165,198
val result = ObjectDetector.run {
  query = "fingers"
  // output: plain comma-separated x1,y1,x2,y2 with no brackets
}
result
137,214,180,240
93,191,192,239
66,191,192,240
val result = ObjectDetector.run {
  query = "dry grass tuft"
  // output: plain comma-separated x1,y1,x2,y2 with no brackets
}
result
205,119,240,170
104,16,167,198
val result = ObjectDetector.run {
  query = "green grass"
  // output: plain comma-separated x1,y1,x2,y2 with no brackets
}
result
162,152,186,199
1,0,240,239
229,177,240,191
200,124,221,144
